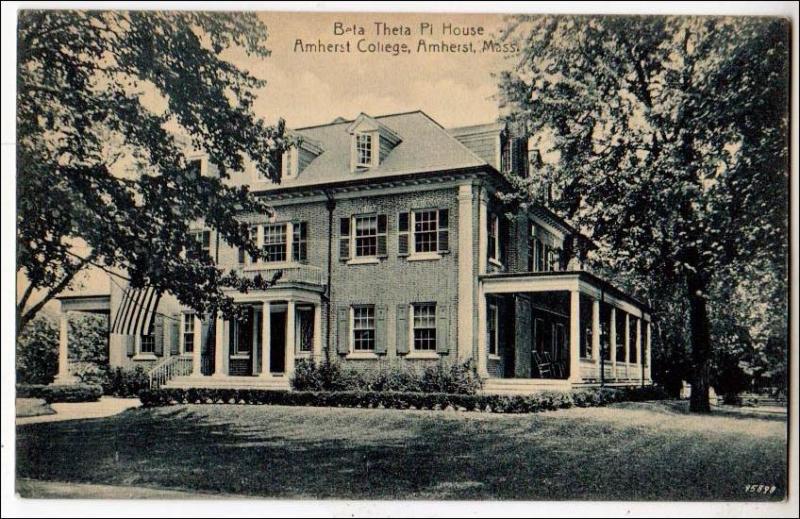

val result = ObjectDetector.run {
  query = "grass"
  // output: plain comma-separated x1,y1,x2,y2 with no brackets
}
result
16,401,787,500
15,398,55,418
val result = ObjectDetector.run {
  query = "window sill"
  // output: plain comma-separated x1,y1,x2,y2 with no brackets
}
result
346,257,381,266
488,258,504,268
405,351,440,360
133,354,158,362
345,352,380,360
406,252,442,262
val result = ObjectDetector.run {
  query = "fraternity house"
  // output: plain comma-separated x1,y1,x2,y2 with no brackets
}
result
55,111,653,394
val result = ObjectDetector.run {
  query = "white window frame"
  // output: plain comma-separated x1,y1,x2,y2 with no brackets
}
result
355,133,373,168
231,311,253,358
411,209,439,255
350,305,376,352
181,312,195,355
244,222,296,267
488,215,501,265
488,304,499,358
410,302,437,353
351,214,379,259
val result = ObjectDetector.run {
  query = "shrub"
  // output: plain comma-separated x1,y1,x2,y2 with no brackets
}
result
103,367,150,397
16,383,47,399
40,383,103,403
291,359,481,394
16,316,59,385
72,361,110,387
140,384,665,413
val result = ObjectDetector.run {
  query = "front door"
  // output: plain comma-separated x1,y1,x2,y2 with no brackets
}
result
270,310,286,374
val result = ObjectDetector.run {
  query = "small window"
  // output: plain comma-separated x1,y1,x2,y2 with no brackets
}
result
488,304,499,356
488,216,500,262
413,210,438,253
140,334,155,354
352,305,375,351
297,305,314,352
355,133,372,167
183,313,195,353
501,137,512,174
354,215,378,257
292,222,308,262
262,224,287,262
187,230,211,261
412,303,437,351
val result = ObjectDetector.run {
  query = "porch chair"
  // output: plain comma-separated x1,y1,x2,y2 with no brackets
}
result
532,351,552,379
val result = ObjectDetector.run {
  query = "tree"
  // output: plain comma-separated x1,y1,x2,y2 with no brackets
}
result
16,315,58,385
17,11,290,332
498,16,789,411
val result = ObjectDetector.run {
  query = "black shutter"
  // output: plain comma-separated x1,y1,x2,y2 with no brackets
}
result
514,137,529,178
499,216,510,266
377,214,388,257
154,315,164,356
336,306,350,354
170,315,180,355
339,217,350,261
396,304,409,354
398,212,409,256
437,209,449,253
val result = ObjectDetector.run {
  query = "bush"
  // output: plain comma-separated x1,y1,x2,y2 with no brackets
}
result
16,316,59,385
140,384,666,413
16,383,47,399
291,359,481,394
40,383,103,403
103,367,150,397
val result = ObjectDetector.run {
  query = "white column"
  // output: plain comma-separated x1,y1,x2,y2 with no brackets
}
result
191,315,202,377
213,315,225,377
313,303,323,360
457,184,474,362
635,318,642,382
609,307,617,380
624,313,631,379
252,310,259,376
645,321,652,382
476,286,489,378
261,302,271,377
591,299,600,379
478,188,488,275
54,311,76,384
568,290,581,383
285,301,296,377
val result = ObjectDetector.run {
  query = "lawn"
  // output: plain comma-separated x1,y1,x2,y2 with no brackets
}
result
16,401,787,500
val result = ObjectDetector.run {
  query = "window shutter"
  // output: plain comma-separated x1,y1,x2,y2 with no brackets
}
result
170,315,180,355
437,209,449,253
374,304,388,354
396,304,409,354
154,315,164,356
499,216,510,266
339,217,350,261
398,212,409,256
377,214,388,257
336,306,350,354
201,318,209,355
514,137,529,178
125,335,135,357
436,303,449,354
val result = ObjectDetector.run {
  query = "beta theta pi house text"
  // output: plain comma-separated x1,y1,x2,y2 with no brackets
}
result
55,111,653,394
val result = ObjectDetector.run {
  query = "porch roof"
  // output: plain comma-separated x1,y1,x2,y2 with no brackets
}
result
480,270,652,319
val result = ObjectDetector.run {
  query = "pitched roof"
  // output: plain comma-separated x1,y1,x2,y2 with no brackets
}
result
252,111,488,192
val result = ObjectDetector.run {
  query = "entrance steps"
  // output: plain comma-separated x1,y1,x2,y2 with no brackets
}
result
164,375,291,391
481,378,572,395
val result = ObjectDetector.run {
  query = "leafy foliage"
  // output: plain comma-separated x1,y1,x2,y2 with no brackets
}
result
40,383,104,403
17,11,290,331
15,315,58,385
497,16,789,411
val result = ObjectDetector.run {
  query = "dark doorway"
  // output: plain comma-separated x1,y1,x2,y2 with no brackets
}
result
270,309,286,374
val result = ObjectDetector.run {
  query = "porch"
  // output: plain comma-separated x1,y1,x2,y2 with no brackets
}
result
479,271,652,394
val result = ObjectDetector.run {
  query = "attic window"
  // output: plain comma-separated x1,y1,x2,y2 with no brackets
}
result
355,133,373,167
281,147,299,179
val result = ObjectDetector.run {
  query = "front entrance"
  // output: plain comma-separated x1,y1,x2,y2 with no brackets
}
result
270,309,286,374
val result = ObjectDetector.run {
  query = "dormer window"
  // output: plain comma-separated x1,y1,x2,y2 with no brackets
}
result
355,133,373,167
281,146,299,179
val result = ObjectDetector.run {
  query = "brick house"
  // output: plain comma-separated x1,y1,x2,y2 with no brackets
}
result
54,111,653,394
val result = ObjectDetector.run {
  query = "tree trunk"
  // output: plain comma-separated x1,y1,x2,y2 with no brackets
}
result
687,274,712,413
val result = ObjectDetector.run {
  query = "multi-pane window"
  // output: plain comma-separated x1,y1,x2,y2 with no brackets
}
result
356,133,372,167
488,216,500,262
262,224,287,262
293,222,308,262
352,305,375,351
413,210,438,253
488,304,498,356
354,215,378,257
140,334,155,354
187,230,211,261
412,303,437,351
297,306,314,352
501,137,512,173
183,313,195,353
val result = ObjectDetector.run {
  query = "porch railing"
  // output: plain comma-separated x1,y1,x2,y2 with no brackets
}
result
148,355,193,389
236,263,326,287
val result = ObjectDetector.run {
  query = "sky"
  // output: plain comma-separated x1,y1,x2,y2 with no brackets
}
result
234,12,515,129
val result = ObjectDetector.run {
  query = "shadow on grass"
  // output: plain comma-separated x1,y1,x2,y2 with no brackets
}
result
16,404,787,501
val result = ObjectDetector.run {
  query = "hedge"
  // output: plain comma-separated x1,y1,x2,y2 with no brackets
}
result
40,383,103,403
139,385,666,414
16,384,48,399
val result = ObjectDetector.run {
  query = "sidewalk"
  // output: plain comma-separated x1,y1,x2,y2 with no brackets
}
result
16,479,226,499
16,397,141,426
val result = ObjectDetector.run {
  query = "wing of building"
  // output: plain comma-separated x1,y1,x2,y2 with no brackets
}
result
55,110,653,393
